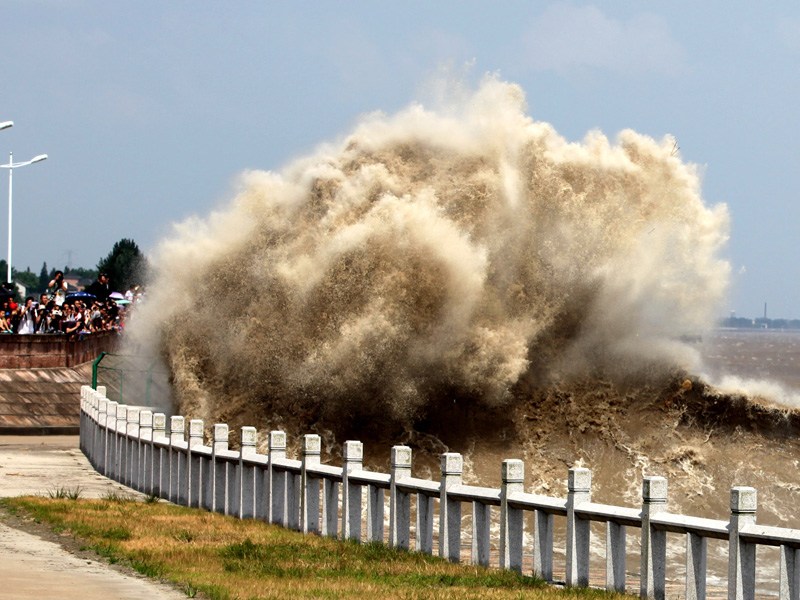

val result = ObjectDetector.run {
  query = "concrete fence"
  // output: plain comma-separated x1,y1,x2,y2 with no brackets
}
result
79,386,800,600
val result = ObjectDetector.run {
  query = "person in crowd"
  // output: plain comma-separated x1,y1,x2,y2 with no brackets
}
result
49,302,63,333
7,303,22,333
74,300,91,338
35,298,54,333
34,294,49,332
0,275,134,335
17,296,37,334
0,303,12,333
85,272,111,302
48,270,68,306
88,301,103,332
2,299,12,322
37,293,49,310
62,303,83,339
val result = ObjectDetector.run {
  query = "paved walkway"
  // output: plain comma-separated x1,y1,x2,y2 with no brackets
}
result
0,435,187,600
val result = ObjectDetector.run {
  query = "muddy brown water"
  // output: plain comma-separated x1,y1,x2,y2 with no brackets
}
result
338,330,800,598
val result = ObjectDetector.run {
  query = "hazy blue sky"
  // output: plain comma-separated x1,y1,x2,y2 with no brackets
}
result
1,2,798,318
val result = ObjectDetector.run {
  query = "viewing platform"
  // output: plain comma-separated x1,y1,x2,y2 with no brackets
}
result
0,330,119,369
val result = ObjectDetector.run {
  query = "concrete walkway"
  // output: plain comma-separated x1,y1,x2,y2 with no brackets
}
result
0,435,188,600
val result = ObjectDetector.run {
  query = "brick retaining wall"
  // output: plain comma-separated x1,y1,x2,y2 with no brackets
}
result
0,331,120,369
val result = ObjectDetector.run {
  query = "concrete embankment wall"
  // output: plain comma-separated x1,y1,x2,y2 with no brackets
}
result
0,331,119,369
0,364,93,434
0,333,119,434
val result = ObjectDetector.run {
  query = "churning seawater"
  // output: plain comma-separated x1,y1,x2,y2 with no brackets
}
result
124,76,800,596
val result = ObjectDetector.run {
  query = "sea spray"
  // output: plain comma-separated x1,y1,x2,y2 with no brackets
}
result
128,76,730,435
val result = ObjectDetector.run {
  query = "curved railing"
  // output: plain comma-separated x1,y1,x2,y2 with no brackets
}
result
79,386,800,600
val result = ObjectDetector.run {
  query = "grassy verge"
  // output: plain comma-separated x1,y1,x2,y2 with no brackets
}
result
0,494,630,600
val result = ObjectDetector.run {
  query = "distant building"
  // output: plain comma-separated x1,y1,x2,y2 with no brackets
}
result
63,273,93,292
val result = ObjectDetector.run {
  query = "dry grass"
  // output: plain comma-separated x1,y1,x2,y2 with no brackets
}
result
1,495,631,600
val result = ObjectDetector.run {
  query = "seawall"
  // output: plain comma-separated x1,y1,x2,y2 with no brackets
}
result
0,333,119,434
0,331,119,369
0,365,92,434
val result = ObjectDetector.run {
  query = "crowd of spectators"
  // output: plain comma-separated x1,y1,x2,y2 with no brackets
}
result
0,271,144,338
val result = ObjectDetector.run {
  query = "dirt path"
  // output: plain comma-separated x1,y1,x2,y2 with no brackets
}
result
0,435,189,600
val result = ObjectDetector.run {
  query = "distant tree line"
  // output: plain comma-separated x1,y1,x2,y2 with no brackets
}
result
720,316,800,330
5,238,148,297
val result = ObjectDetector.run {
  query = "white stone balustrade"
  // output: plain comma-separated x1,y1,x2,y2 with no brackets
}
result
79,385,800,600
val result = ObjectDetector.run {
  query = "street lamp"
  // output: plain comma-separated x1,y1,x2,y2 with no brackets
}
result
0,121,13,131
0,152,48,284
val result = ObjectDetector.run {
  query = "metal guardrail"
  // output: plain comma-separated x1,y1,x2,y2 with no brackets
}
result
91,352,169,406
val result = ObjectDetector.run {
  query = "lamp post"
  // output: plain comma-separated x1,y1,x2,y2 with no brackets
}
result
0,121,13,131
0,152,48,284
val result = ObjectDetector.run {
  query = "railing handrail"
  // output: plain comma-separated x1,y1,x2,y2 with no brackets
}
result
576,501,641,526
740,523,800,548
651,512,729,540
508,490,568,516
348,469,391,488
395,476,439,496
78,386,798,600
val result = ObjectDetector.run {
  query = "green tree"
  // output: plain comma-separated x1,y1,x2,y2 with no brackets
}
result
13,267,38,292
38,262,49,291
66,266,98,280
95,238,148,292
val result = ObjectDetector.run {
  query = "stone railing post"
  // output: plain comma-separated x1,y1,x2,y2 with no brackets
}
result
79,387,86,451
439,452,463,562
500,459,524,572
96,398,109,475
138,410,153,494
104,401,117,478
416,489,434,555
342,440,363,541
89,389,98,452
152,413,167,497
92,393,102,462
300,434,321,534
640,476,667,599
125,407,140,488
114,404,127,482
186,419,204,507
389,445,412,549
287,467,300,531
607,512,627,593
238,426,257,519
779,544,798,600
168,415,185,503
534,506,554,582
268,431,287,525
472,500,491,567
211,423,229,513
566,467,591,587
687,527,708,600
83,391,92,464
728,487,757,600
94,393,104,459
366,480,384,544
322,448,340,538
79,386,89,454
86,388,94,450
